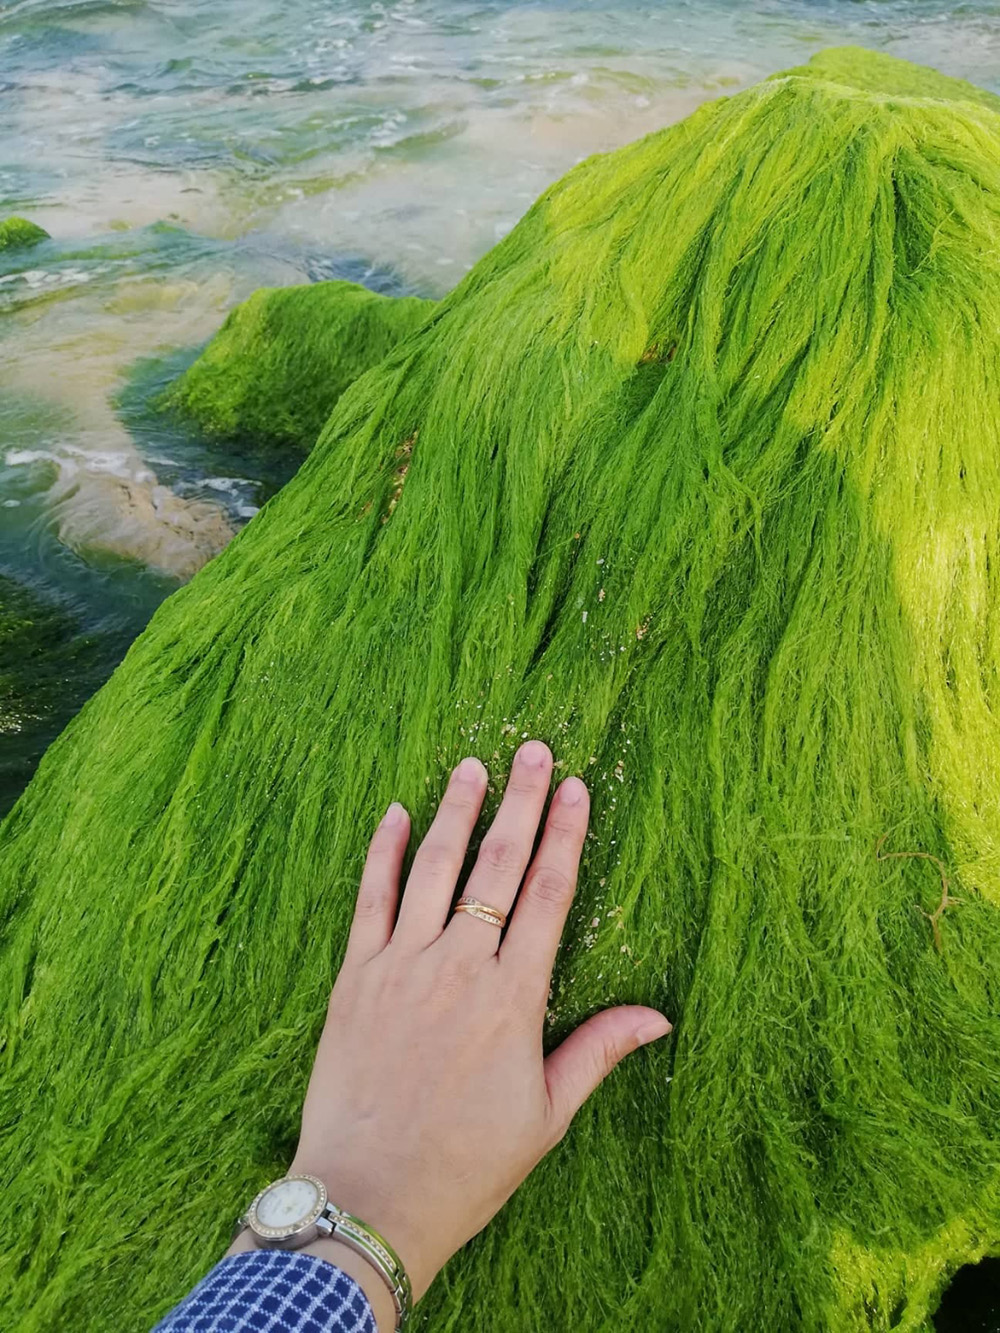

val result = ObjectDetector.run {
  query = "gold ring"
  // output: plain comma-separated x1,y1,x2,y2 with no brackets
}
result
453,896,507,929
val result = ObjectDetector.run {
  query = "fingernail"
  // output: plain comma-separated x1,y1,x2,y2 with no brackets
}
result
635,1016,672,1045
454,756,485,782
517,739,551,769
560,777,586,805
383,802,407,826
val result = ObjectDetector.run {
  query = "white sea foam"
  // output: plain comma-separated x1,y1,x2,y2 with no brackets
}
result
5,449,55,467
202,476,254,495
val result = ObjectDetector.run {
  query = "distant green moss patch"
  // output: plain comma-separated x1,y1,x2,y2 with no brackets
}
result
0,217,50,251
159,280,435,454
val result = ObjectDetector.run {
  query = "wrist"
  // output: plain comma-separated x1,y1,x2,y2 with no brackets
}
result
226,1230,396,1333
288,1153,432,1299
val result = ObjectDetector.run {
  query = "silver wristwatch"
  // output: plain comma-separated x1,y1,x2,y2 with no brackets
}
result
234,1172,412,1331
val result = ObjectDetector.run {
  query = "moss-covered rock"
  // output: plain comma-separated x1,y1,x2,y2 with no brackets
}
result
159,280,435,454
0,217,50,252
3,48,1000,1332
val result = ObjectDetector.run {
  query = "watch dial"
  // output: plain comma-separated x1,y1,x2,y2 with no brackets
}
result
256,1178,322,1231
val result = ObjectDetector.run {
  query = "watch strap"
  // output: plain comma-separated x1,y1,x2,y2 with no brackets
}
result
325,1204,412,1332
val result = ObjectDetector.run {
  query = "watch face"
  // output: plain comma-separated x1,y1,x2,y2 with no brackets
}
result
250,1175,326,1240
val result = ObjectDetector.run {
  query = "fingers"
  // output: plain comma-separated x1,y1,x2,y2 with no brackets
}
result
497,775,589,976
344,803,411,965
392,756,488,948
543,1006,672,1136
445,740,553,957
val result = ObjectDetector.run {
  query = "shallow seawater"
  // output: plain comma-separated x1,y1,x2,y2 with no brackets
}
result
1,1,999,1321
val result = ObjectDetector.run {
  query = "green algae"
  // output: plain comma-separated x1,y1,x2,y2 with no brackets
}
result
159,280,435,454
776,45,1000,111
0,218,49,252
2,48,1000,1332
0,577,101,817
0,576,72,733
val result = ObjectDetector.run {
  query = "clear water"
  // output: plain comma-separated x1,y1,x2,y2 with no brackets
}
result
1,2,999,1318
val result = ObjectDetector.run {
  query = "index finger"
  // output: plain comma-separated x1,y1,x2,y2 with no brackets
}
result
499,776,589,979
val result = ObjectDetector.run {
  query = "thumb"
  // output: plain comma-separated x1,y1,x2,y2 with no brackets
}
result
544,1005,672,1134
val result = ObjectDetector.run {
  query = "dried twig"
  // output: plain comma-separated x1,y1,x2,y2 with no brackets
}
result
874,834,961,952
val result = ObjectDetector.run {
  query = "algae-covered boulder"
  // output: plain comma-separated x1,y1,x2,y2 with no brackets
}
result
3,48,1000,1332
159,280,435,454
0,218,49,252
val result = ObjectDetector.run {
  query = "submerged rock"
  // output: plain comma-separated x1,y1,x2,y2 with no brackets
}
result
159,279,435,454
48,466,236,584
0,217,50,252
3,48,1000,1332
0,576,101,816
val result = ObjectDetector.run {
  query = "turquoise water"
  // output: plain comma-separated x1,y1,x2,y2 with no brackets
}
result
1,4,999,1317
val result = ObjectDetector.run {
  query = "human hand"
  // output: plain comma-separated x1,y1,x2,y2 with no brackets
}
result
234,740,671,1328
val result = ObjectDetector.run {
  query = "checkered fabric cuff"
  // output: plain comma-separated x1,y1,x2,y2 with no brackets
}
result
153,1249,378,1333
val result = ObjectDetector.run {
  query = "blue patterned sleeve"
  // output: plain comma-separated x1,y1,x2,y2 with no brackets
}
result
153,1250,379,1333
